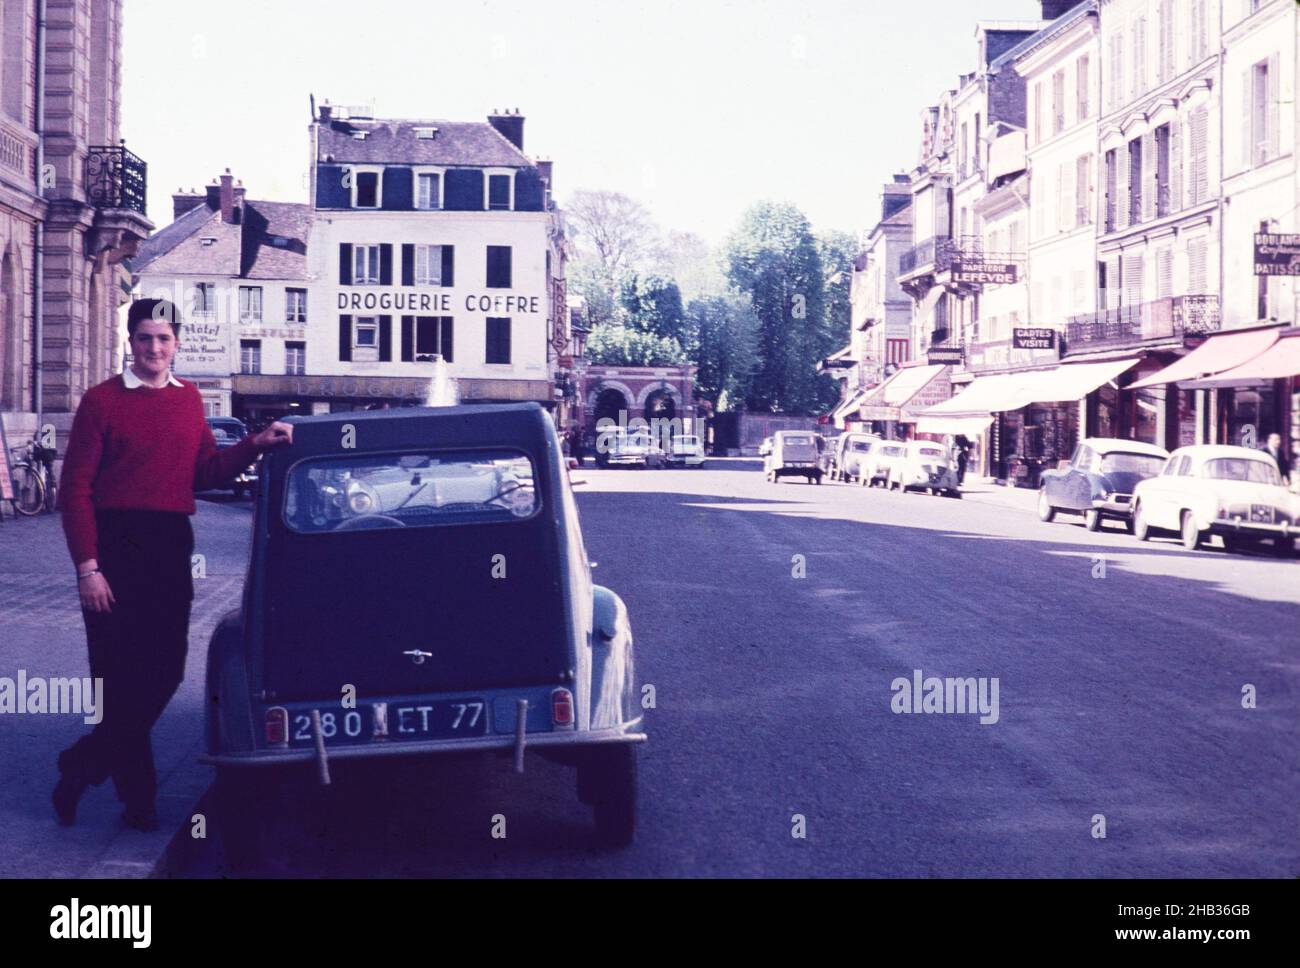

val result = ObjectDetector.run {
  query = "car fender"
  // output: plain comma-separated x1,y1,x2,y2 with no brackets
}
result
590,584,638,731
205,608,256,755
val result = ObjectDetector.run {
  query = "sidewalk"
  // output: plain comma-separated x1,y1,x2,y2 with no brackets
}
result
0,503,243,878
957,477,1042,516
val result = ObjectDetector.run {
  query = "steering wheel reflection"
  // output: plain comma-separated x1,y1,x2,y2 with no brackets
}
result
333,513,407,530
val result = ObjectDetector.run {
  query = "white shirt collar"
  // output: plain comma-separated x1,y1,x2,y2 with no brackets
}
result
122,366,184,389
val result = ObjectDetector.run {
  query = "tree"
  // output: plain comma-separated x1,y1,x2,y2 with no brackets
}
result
723,202,828,414
688,295,760,410
567,259,624,329
564,189,658,274
619,273,687,345
585,324,687,367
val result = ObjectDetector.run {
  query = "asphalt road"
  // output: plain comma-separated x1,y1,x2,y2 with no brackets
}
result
173,461,1300,876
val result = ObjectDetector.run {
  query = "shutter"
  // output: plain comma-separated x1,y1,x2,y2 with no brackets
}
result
401,244,414,286
1116,144,1129,230
401,315,414,362
500,318,511,364
1188,238,1207,294
315,164,350,208
381,167,413,210
1267,55,1280,161
441,245,455,286
339,243,352,285
1242,68,1254,170
514,168,545,211
1169,119,1182,213
1141,130,1155,222
379,315,392,362
441,317,454,363
1193,107,1208,202
379,244,393,285
1158,248,1173,298
444,169,484,211
339,315,352,361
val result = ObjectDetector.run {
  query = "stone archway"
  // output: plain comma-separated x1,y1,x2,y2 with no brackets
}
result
593,386,631,430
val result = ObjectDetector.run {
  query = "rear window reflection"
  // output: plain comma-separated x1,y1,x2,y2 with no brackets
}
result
284,449,538,533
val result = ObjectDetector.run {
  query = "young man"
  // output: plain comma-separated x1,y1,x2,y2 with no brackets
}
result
53,298,293,831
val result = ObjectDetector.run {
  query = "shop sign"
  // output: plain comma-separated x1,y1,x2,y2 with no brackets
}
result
1254,233,1300,276
1013,328,1057,350
859,405,901,421
951,261,1019,285
927,346,964,365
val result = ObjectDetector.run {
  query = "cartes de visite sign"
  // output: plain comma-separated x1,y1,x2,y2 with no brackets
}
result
1013,328,1057,350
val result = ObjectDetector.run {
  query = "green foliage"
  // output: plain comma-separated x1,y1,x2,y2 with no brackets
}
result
585,324,688,367
619,273,687,345
688,295,759,410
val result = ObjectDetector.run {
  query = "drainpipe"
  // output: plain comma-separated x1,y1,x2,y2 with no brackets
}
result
33,0,46,430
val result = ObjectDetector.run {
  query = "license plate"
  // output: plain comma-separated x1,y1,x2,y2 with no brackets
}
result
288,699,488,746
1250,504,1275,524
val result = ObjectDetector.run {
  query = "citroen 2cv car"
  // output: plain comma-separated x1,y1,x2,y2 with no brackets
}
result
764,430,823,484
203,404,645,868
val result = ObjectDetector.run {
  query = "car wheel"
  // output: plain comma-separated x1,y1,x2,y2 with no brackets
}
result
1271,536,1295,559
1123,515,1135,535
1083,508,1102,532
579,744,637,848
1037,487,1055,523
1132,503,1150,542
947,489,962,499
1180,511,1203,551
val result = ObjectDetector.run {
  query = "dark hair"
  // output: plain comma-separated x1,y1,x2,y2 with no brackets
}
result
127,298,182,338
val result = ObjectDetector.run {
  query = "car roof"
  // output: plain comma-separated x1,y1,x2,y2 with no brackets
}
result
1080,437,1169,457
1169,444,1274,462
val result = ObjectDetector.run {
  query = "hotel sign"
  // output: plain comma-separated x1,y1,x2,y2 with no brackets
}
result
951,261,1019,285
1012,328,1057,350
1254,233,1300,276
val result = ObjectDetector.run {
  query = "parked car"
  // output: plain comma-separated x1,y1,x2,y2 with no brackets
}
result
595,427,666,468
206,416,260,500
667,434,706,467
829,432,882,483
1131,444,1300,554
1037,438,1169,532
204,403,646,870
887,440,961,497
863,441,908,487
764,430,822,484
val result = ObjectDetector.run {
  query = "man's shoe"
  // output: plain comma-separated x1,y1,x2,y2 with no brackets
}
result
52,775,89,827
121,804,160,832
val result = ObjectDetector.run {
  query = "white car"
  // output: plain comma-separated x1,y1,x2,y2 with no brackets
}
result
887,440,961,497
863,441,908,488
667,434,706,467
1131,445,1300,554
830,432,881,483
595,428,666,468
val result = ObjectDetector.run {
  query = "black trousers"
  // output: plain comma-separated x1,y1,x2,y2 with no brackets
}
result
58,509,194,808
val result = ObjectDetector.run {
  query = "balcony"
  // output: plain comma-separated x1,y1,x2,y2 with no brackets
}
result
86,143,147,216
1065,295,1220,354
899,235,953,277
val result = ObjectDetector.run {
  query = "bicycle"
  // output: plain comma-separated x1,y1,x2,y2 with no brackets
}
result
8,437,58,515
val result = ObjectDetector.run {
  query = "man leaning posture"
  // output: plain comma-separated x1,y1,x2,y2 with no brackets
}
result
52,298,293,831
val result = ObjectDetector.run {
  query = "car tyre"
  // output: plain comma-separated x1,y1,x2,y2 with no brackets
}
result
1132,503,1150,542
581,744,637,848
1037,487,1055,523
1083,508,1102,532
1271,536,1295,559
1180,511,1203,551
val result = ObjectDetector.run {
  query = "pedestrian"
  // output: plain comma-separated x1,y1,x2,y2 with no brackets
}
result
954,434,971,485
570,427,584,466
52,298,293,831
1260,432,1293,485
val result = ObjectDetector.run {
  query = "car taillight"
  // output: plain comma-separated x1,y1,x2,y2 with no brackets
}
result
265,706,289,746
551,688,575,726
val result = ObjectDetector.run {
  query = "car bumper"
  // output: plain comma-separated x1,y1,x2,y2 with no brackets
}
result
1092,496,1133,516
202,724,647,768
1210,519,1300,539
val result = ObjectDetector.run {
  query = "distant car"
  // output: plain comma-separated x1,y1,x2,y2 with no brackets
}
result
864,441,908,487
1131,444,1300,554
829,432,882,483
595,427,666,469
888,440,960,497
764,431,822,484
205,416,260,500
1037,438,1169,532
667,434,706,467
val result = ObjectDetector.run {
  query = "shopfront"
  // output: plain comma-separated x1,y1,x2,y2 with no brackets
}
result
857,364,951,440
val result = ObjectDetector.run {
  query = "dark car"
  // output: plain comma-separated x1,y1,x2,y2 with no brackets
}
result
203,403,645,870
1037,438,1169,531
205,416,260,500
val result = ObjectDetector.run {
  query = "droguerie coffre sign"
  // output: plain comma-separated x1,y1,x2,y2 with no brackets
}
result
1013,328,1057,350
951,260,1019,285
1254,233,1300,276
337,289,542,314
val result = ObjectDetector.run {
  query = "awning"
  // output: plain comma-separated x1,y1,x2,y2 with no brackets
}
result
919,358,1138,417
858,364,947,421
1180,334,1300,388
914,414,995,437
1127,327,1280,389
832,388,870,422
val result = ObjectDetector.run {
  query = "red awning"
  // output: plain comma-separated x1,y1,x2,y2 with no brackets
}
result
1181,334,1300,388
1128,327,1280,389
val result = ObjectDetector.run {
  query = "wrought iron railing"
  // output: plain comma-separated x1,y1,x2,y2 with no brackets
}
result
1065,295,1220,351
899,235,953,276
86,143,147,215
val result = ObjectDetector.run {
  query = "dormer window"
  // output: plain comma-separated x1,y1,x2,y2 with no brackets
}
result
351,167,382,208
486,169,514,211
414,126,438,140
414,168,443,210
200,237,217,246
352,130,369,141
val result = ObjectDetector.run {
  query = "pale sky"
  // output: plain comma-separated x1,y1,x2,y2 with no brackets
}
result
122,0,1044,245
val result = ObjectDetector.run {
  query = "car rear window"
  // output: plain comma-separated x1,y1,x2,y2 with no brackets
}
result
284,449,538,533
917,447,945,459
1202,458,1281,486
782,435,813,445
1099,452,1165,476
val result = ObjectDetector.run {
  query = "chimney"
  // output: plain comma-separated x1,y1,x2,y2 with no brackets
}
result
488,108,525,151
1039,0,1075,20
172,187,204,220
882,178,911,220
536,158,553,202
318,101,332,122
219,169,235,223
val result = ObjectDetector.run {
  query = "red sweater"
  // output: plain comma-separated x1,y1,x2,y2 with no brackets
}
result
59,373,261,566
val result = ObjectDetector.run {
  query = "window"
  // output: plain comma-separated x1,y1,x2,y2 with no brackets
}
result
1052,69,1066,135
416,172,441,210
1190,0,1207,64
354,170,379,208
286,288,307,324
973,114,981,173
1187,236,1208,293
413,315,453,362
488,173,512,210
1157,0,1175,84
1033,81,1044,143
1128,138,1143,224
415,244,443,285
285,340,306,376
1187,107,1209,204
1245,56,1280,169
354,316,379,360
1076,56,1090,120
486,246,512,288
1157,247,1173,299
1109,33,1125,111
1155,124,1171,217
1075,154,1092,227
238,286,262,323
485,317,511,364
192,282,215,316
354,244,381,284
240,339,261,375
414,126,438,140
1131,18,1146,98
1124,253,1144,306
1103,149,1118,231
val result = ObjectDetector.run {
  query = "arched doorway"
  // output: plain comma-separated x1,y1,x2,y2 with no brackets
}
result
594,386,630,430
644,387,676,424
